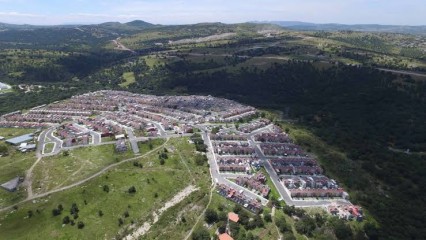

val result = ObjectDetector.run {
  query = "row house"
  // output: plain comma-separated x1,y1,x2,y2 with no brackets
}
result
260,143,305,156
29,109,92,117
210,133,247,141
217,184,262,213
235,173,270,198
283,176,337,189
273,165,323,175
0,121,49,129
269,157,318,167
217,157,254,173
290,188,345,198
255,132,290,143
238,119,271,133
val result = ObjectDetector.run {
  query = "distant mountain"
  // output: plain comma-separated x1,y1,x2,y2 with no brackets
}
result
255,21,426,35
0,20,156,32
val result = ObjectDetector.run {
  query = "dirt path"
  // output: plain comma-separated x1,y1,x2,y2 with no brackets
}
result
184,185,215,240
124,185,199,240
0,139,169,213
113,38,136,54
21,156,42,199
377,68,426,78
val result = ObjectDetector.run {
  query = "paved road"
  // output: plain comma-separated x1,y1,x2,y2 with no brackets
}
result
90,130,101,144
45,128,63,153
125,127,140,154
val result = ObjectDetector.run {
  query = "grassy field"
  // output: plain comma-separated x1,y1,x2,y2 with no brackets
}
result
119,72,136,88
31,143,136,195
0,146,36,208
43,142,54,154
0,137,211,239
0,128,35,139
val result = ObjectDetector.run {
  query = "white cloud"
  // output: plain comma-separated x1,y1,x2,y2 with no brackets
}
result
0,11,44,17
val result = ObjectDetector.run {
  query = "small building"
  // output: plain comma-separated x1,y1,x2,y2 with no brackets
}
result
218,233,234,240
1,177,21,192
228,212,239,223
115,140,127,152
115,134,125,140
6,134,34,146
18,143,37,153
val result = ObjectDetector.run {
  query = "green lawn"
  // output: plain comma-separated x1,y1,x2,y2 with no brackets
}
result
119,72,136,88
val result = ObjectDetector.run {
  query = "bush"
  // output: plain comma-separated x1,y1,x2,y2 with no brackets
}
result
204,208,218,224
52,208,62,216
62,216,70,224
264,213,272,222
191,226,210,240
77,221,85,229
103,185,110,193
128,186,136,194
70,203,79,215
118,218,124,226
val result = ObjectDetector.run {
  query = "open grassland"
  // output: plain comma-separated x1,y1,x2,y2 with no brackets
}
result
119,72,136,88
0,137,211,240
31,143,136,195
0,128,35,139
0,148,36,208
0,149,36,184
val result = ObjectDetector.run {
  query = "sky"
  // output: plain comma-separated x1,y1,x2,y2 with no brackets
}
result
0,0,424,26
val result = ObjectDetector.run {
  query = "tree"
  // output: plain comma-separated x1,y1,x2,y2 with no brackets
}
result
191,226,210,240
70,203,79,215
118,218,124,226
128,186,136,194
27,210,33,218
276,216,289,233
103,185,110,193
62,216,70,224
217,221,227,234
52,208,61,216
264,213,272,222
204,208,218,224
295,216,316,236
98,210,104,217
77,221,85,229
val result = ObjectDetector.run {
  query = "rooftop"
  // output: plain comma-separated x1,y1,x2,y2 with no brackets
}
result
6,133,34,145
219,233,234,240
228,212,239,223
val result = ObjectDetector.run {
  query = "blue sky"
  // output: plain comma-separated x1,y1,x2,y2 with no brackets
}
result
0,0,424,25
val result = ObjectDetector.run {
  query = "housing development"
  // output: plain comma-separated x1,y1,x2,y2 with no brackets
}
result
0,91,363,238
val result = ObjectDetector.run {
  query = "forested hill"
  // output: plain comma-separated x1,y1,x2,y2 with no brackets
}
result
259,21,426,35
